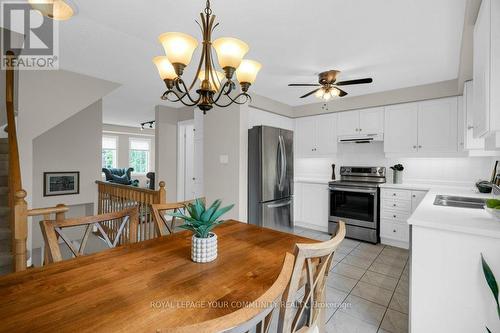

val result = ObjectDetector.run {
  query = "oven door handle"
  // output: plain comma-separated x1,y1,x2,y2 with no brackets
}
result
329,186,377,194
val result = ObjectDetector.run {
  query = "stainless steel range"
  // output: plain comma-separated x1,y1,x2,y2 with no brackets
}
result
328,166,386,243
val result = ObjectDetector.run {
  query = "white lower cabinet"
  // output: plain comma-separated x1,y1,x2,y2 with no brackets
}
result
380,188,427,248
294,182,329,232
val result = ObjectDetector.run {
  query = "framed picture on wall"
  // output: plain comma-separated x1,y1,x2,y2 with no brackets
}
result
43,172,80,197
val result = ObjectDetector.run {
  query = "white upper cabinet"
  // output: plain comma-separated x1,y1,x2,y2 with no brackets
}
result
359,107,385,135
296,117,316,156
384,102,418,153
384,97,458,154
417,98,458,153
295,113,337,156
337,107,384,136
463,81,485,150
473,0,500,138
337,111,359,136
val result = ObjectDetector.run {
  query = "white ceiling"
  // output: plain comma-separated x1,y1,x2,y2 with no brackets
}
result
53,0,467,126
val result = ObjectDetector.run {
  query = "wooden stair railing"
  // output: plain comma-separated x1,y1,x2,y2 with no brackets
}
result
4,50,29,272
96,180,166,241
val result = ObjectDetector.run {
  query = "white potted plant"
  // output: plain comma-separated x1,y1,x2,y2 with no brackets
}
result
170,199,233,263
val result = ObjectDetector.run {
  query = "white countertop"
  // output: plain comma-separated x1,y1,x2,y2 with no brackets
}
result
294,177,330,185
408,186,500,239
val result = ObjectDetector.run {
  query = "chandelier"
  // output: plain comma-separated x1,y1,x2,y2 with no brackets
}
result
153,0,262,113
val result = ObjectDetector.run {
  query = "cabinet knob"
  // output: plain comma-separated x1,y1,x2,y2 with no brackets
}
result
393,215,397,218
393,229,397,233
413,145,417,149
418,145,422,148
392,193,396,196
359,128,362,132
393,204,396,207
468,125,474,130
412,194,416,198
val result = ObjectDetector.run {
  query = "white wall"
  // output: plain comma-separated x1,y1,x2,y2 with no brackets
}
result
248,107,295,130
102,124,155,187
31,101,102,249
295,142,495,187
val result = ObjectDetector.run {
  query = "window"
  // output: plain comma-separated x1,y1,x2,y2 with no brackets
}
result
102,136,118,168
129,138,151,173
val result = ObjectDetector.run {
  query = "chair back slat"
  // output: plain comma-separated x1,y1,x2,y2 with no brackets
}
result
279,221,346,333
151,197,206,236
40,207,139,264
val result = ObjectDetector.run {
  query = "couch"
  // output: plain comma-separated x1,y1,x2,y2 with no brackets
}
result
102,167,139,187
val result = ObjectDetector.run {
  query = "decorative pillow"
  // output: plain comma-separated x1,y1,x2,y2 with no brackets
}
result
110,174,131,185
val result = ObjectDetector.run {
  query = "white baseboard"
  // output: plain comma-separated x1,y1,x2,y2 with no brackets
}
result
381,237,409,249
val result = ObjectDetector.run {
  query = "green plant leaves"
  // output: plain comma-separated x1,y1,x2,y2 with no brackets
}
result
168,199,234,238
481,253,500,319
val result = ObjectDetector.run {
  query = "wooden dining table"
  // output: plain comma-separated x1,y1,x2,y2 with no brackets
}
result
0,220,318,332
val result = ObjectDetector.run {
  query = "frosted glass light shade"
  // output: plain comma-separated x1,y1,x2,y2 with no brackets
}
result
236,60,262,84
153,56,177,80
198,70,225,91
158,32,198,66
29,0,75,21
213,37,249,69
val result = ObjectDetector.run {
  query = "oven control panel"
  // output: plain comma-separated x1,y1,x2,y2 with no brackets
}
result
340,166,386,177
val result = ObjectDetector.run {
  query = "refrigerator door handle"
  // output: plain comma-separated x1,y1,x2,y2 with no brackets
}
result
266,199,292,208
277,136,283,190
278,135,286,191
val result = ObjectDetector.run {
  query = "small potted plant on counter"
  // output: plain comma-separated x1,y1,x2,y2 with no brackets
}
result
170,199,234,263
390,164,404,184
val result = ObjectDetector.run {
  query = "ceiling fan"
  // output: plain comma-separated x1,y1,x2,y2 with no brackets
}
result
288,70,373,101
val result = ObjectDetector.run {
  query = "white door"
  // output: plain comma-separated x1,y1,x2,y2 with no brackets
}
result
417,97,458,153
473,0,490,138
315,113,337,155
464,81,485,149
359,107,384,134
193,111,204,198
178,121,196,201
337,111,359,136
295,117,317,156
384,103,418,153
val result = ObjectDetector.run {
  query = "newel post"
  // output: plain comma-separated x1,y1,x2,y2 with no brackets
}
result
158,181,166,204
13,190,28,272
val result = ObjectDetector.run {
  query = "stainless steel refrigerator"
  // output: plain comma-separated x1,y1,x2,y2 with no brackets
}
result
248,126,294,229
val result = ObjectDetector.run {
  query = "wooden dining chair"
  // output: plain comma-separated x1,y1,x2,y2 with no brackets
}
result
278,221,346,333
166,253,295,333
40,207,139,264
151,197,205,236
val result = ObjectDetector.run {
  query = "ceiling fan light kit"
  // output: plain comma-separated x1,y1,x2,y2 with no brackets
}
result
28,0,77,21
289,69,373,101
153,0,262,113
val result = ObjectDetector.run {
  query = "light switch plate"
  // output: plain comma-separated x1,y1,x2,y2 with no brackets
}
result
219,155,229,164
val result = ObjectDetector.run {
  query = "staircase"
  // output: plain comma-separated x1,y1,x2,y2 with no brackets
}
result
0,138,11,275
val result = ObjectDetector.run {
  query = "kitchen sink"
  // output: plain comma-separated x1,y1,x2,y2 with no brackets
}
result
433,195,486,209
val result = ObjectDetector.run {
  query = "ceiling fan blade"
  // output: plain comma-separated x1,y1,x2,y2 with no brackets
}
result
335,78,373,86
334,87,348,97
288,83,321,87
300,88,321,98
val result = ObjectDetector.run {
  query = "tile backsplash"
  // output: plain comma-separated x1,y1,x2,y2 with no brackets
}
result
295,142,496,187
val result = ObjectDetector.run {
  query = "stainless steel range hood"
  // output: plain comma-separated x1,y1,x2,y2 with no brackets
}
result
338,133,384,144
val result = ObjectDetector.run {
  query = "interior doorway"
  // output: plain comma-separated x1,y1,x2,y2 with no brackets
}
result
177,120,195,201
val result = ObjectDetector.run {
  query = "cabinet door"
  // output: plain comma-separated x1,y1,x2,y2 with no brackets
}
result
417,97,458,153
359,107,384,134
337,111,359,136
300,183,329,230
473,0,490,137
411,190,427,213
384,103,418,153
464,81,485,149
295,117,317,156
315,113,338,155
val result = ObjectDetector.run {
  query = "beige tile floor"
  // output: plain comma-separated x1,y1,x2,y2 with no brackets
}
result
291,226,410,333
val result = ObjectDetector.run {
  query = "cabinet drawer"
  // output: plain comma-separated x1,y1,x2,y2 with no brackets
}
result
381,219,409,242
382,199,411,213
381,189,412,201
381,210,411,222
